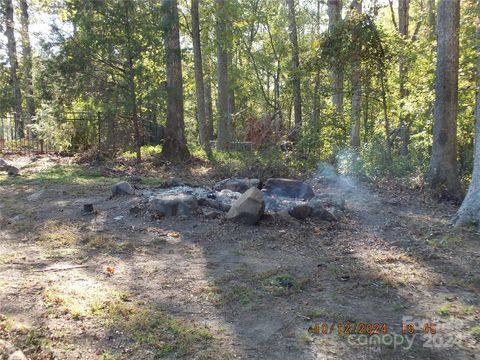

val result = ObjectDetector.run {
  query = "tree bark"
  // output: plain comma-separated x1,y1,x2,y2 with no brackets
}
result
426,0,460,200
398,0,409,155
4,0,23,138
205,71,214,141
161,0,190,162
428,0,436,38
350,0,362,148
191,0,211,153
20,0,34,130
286,0,302,128
453,0,480,226
328,0,344,124
215,0,231,150
124,1,141,162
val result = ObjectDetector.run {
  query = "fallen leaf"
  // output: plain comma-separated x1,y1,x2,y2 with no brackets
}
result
313,227,321,235
168,232,180,238
106,266,115,275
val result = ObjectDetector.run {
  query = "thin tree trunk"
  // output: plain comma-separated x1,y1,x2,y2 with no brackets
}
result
311,0,321,131
426,0,460,200
161,0,190,161
191,0,210,153
398,0,409,155
124,1,141,162
454,0,480,226
215,0,231,150
350,0,362,148
286,0,302,128
328,0,344,125
428,0,436,38
205,71,214,141
20,0,34,132
4,0,23,138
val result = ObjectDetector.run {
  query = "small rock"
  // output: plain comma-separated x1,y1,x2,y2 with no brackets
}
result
27,189,45,201
226,187,265,225
149,193,198,217
262,178,314,200
8,351,27,360
111,181,135,196
273,209,299,224
213,178,261,193
202,208,222,219
288,204,312,220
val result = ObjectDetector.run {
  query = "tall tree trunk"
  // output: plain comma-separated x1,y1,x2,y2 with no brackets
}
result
161,0,190,161
286,0,302,129
328,0,344,125
426,0,460,200
191,0,211,154
205,71,214,141
215,0,231,150
20,0,34,132
350,0,362,148
124,1,141,162
428,0,436,38
311,0,321,131
398,0,409,155
454,0,480,226
4,0,23,138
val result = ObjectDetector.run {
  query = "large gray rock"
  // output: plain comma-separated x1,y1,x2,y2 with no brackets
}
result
149,193,198,217
226,187,265,225
111,181,135,196
308,196,337,221
213,178,260,193
262,178,314,200
0,159,19,176
198,198,231,212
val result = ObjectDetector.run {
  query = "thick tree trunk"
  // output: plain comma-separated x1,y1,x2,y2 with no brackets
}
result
20,0,34,131
4,0,23,138
215,0,231,150
328,0,344,124
398,0,409,155
191,0,211,153
454,0,480,226
350,0,362,148
311,71,321,131
426,0,460,200
286,0,302,128
161,0,190,161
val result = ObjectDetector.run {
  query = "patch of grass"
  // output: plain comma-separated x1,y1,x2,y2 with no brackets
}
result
470,325,480,339
221,284,252,305
258,271,309,295
37,220,80,247
81,234,119,250
105,302,216,358
426,234,464,248
436,304,451,317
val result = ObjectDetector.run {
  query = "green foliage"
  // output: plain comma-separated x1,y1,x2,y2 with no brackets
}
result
31,104,75,152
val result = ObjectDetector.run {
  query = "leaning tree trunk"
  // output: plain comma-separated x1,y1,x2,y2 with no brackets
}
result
350,0,362,148
426,0,461,200
191,0,211,154
328,0,344,125
398,0,409,155
453,0,480,226
4,0,23,138
215,0,231,150
286,0,302,128
161,0,190,162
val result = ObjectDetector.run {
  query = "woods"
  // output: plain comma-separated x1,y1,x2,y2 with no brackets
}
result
2,1,480,359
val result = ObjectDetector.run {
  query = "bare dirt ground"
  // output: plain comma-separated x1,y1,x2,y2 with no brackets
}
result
0,155,479,359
